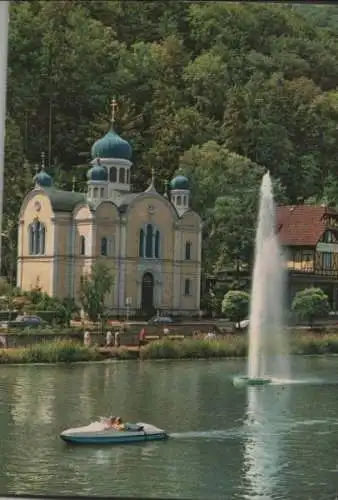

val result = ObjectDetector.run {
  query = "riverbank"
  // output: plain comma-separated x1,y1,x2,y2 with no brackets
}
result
1,333,338,363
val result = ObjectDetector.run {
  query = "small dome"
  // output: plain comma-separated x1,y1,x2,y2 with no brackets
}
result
170,174,190,191
34,170,53,188
87,161,108,182
91,127,132,160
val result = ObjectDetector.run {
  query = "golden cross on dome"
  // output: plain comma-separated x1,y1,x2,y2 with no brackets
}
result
110,97,118,124
41,151,45,170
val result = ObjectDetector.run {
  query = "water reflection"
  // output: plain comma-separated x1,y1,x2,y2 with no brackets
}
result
1,359,338,499
242,385,290,499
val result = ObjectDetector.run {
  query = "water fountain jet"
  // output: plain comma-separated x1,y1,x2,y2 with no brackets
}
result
234,172,289,386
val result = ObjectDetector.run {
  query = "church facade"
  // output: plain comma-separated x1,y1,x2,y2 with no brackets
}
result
16,103,202,316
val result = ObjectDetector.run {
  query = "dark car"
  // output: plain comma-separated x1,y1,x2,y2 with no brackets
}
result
148,315,177,325
1,315,47,328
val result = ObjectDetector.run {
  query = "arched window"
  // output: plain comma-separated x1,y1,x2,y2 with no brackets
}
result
119,168,125,183
139,229,144,257
40,224,46,254
184,279,191,296
110,167,117,182
28,220,46,255
145,224,153,258
80,236,85,256
185,241,191,260
177,196,181,205
101,237,107,256
139,225,161,259
155,230,160,258
183,195,187,205
29,224,35,255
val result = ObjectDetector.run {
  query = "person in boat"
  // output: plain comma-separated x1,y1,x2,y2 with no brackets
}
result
112,416,125,431
105,416,116,429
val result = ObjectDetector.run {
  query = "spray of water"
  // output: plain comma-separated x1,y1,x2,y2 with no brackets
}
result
247,172,289,380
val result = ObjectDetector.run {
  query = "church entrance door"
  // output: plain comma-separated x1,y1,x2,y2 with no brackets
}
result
141,272,154,317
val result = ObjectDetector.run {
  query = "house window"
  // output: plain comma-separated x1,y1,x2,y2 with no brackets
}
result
80,236,86,256
127,170,130,184
100,187,104,198
110,167,117,182
119,168,125,183
323,252,332,270
177,196,181,206
322,231,336,243
185,242,191,260
183,195,187,205
101,237,107,256
184,279,191,296
93,187,98,198
139,224,160,259
28,220,46,255
302,251,312,270
139,229,144,257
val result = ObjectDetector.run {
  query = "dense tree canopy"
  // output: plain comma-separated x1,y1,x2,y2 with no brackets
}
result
4,1,338,280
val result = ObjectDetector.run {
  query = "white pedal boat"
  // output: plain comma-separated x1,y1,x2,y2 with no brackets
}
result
60,420,168,445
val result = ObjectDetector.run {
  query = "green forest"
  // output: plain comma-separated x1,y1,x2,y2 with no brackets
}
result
4,1,338,282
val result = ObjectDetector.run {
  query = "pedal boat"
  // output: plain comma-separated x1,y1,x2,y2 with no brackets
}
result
60,420,168,445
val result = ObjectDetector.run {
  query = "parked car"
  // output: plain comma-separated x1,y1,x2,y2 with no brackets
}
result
1,315,47,329
235,319,250,330
148,315,177,325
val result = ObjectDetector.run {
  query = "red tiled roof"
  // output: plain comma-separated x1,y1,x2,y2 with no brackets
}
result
276,205,335,247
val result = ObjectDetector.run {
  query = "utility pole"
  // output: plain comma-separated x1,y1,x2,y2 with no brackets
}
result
0,1,9,276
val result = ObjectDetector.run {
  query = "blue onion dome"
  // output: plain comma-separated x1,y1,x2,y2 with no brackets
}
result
170,174,190,190
34,170,53,188
91,126,132,161
87,160,108,181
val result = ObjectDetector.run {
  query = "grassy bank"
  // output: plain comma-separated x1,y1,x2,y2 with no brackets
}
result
0,339,101,364
290,332,338,355
140,337,247,359
1,334,338,364
140,333,338,359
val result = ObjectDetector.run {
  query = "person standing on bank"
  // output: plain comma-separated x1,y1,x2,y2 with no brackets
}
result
114,329,120,347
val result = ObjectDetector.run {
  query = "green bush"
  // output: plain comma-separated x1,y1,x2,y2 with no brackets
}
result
222,290,250,327
291,287,330,327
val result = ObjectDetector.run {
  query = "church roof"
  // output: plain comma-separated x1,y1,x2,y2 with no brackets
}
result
43,188,86,212
117,193,139,213
39,188,174,215
91,127,132,161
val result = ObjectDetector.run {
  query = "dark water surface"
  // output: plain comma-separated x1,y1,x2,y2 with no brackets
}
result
1,357,338,499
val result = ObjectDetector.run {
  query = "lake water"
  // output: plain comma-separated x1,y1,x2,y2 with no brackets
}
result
0,358,338,499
